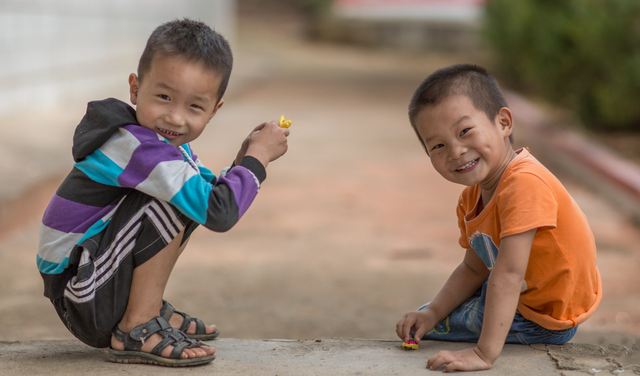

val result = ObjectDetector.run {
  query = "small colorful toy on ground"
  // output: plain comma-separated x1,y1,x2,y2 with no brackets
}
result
402,338,419,350
279,115,292,128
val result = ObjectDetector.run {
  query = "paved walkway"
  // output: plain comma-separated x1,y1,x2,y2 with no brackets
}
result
2,338,633,375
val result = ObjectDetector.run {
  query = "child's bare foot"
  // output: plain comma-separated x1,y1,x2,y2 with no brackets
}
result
111,316,216,360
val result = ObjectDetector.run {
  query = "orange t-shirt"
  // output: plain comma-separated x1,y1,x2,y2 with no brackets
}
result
457,148,601,330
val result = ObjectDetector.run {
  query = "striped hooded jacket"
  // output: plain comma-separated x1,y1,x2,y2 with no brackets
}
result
37,98,266,299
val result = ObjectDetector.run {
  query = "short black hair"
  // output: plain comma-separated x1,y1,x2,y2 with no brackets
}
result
137,18,233,103
408,64,512,151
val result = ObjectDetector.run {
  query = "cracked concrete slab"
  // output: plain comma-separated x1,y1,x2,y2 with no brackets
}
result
533,342,640,375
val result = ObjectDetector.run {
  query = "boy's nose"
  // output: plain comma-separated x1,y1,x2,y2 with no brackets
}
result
448,143,466,161
165,107,186,127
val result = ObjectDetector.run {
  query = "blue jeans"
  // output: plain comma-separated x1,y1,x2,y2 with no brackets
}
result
416,281,577,345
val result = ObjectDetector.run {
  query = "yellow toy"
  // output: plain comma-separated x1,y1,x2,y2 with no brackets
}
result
279,115,292,128
402,338,419,350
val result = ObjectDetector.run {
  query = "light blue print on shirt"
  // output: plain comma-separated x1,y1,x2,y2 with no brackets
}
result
469,231,499,270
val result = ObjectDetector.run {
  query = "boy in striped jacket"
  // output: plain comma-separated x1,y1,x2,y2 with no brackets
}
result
37,19,289,367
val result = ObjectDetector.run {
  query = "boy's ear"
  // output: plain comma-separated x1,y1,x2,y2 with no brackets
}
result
128,73,139,105
209,98,224,121
497,107,514,138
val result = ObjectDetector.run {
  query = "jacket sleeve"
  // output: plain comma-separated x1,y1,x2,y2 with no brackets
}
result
195,158,216,183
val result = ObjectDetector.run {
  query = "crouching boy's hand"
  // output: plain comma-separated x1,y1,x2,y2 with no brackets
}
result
236,120,289,167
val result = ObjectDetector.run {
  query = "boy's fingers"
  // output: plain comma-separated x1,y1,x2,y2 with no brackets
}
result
395,316,406,339
427,351,447,370
263,121,289,136
253,122,268,131
426,353,437,369
413,326,426,344
444,362,463,373
402,316,416,342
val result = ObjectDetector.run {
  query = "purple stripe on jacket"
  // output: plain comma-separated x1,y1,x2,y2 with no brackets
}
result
121,124,158,143
42,194,116,233
216,166,260,218
118,128,184,188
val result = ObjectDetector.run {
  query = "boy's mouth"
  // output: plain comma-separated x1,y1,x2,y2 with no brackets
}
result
158,128,183,138
456,158,479,172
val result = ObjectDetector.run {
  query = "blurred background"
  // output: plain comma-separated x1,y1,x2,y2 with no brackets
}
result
1,0,639,363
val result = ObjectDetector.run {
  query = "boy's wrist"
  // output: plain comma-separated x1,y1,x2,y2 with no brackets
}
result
245,145,270,169
473,346,495,366
475,340,501,364
419,306,440,331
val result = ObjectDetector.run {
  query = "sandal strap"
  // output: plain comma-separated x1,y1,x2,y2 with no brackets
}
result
193,317,206,335
150,327,201,360
112,316,171,352
161,300,191,332
159,300,175,322
178,312,193,333
112,325,129,344
159,300,207,335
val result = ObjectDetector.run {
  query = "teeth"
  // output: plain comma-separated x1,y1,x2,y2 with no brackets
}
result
456,159,478,171
161,129,180,136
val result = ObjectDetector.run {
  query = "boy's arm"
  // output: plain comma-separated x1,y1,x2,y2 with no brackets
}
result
75,130,265,232
397,248,490,343
426,228,536,372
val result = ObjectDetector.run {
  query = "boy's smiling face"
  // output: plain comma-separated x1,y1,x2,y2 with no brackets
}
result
415,95,515,193
129,54,224,146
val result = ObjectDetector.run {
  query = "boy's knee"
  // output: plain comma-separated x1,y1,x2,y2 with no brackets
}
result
53,298,120,349
75,328,113,348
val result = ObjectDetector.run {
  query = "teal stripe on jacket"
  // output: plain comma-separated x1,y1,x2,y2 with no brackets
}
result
169,174,213,224
37,255,70,274
75,149,124,186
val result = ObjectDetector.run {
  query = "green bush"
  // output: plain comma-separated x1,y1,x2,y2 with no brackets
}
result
483,0,640,132
298,0,331,16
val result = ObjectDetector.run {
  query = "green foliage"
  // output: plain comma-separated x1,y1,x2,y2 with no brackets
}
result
483,0,640,131
298,0,332,15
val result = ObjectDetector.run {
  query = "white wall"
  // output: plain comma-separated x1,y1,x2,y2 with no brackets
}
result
0,0,236,116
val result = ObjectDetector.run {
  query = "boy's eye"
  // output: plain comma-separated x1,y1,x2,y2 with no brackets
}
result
460,128,470,136
190,104,203,110
158,94,170,101
431,143,444,151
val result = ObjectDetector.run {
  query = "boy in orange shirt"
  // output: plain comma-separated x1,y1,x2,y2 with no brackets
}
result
396,64,601,372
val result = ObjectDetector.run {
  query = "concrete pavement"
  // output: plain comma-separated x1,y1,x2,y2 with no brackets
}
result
2,338,638,375
0,338,596,375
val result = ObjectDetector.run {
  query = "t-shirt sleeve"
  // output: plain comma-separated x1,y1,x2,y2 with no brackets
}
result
497,172,558,238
